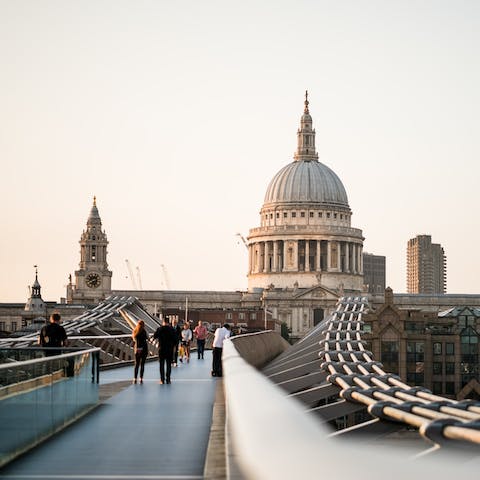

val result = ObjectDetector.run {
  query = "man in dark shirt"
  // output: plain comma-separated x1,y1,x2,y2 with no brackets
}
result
171,318,182,367
153,317,176,384
39,313,68,356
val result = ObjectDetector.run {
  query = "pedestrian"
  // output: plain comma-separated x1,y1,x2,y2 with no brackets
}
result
180,321,193,363
153,317,176,384
211,323,231,377
171,318,182,367
38,313,68,356
132,320,148,384
194,320,208,359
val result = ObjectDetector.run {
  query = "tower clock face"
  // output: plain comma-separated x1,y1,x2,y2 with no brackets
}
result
86,272,101,288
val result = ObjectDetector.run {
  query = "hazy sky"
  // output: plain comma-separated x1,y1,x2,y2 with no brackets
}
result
1,0,479,302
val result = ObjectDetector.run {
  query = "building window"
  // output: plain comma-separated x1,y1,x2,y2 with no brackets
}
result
300,212,305,218
309,212,314,218
433,342,442,355
327,212,331,218
318,212,322,218
0,322,5,331
340,214,343,220
292,212,296,218
250,313,256,320
270,214,273,219
226,313,232,320
283,212,287,218
363,323,372,334
445,342,455,355
381,341,399,375
433,382,443,394
276,213,279,219
460,326,478,387
238,313,245,320
11,322,17,331
445,382,455,395
406,341,424,385
433,362,443,375
406,322,424,333
445,362,455,375
459,314,476,328
334,213,337,219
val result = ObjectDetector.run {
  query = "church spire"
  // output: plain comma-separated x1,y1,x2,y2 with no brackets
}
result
88,195,102,226
25,265,45,313
304,90,309,113
294,90,318,162
31,265,41,298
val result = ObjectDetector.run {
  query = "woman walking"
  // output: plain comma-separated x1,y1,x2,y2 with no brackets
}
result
180,322,193,363
132,320,149,383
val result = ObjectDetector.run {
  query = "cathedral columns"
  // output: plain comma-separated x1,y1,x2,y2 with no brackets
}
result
316,240,321,271
248,244,253,274
260,243,265,272
273,241,278,272
305,241,310,272
283,242,288,272
345,242,350,273
358,244,363,274
352,243,357,274
327,242,331,272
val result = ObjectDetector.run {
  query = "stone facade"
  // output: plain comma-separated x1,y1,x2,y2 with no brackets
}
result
365,288,480,399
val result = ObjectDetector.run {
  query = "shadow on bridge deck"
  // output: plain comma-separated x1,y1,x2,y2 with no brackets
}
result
0,355,219,479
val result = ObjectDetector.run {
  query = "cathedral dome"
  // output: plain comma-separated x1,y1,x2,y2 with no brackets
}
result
263,159,349,209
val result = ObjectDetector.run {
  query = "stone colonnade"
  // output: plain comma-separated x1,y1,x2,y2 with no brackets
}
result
248,239,363,275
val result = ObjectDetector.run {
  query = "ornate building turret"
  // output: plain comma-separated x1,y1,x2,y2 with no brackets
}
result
25,265,46,315
67,197,112,304
247,92,364,294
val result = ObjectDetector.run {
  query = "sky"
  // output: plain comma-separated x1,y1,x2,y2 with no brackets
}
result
1,0,479,302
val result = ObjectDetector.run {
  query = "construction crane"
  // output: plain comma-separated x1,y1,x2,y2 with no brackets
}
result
236,233,248,250
136,266,143,290
125,259,138,290
161,264,171,289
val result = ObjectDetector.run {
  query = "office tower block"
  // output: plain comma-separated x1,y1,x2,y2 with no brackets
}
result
363,253,386,294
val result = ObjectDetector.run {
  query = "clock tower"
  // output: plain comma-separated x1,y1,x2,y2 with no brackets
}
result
67,197,113,304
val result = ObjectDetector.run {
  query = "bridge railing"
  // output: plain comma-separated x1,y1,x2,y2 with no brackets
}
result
223,332,479,480
0,348,100,467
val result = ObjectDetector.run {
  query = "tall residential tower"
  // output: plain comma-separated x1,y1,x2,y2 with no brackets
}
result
406,235,446,294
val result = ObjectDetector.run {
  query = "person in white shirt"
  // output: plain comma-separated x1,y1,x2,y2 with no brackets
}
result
180,322,193,363
211,323,231,377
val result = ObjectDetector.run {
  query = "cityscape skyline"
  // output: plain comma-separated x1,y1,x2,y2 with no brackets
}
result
1,1,479,302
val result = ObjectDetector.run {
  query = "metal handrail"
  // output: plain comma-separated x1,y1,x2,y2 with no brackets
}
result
222,335,479,480
0,335,132,343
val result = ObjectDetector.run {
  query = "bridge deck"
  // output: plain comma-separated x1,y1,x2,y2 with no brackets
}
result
1,356,217,479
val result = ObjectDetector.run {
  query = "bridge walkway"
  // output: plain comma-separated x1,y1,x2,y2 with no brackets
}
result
0,355,218,479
